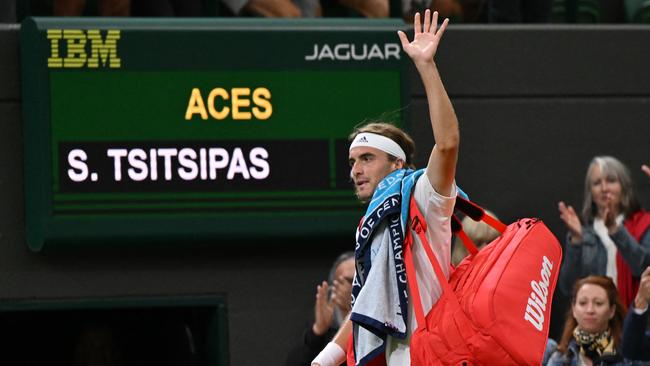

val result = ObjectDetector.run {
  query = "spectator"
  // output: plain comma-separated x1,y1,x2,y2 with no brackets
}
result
558,156,650,308
402,0,483,22
285,252,355,366
485,0,551,23
54,0,129,16
621,266,650,361
322,0,389,18
221,0,320,17
546,275,628,365
131,0,204,16
451,209,500,266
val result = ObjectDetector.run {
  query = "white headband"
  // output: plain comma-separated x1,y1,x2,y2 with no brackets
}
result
349,132,406,161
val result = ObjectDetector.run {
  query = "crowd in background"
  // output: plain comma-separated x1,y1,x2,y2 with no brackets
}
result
1,0,648,23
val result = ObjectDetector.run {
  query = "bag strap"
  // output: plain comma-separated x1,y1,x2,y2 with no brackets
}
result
404,195,464,330
451,215,479,256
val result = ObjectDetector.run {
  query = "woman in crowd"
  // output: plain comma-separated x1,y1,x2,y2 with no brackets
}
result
558,156,650,308
546,276,628,365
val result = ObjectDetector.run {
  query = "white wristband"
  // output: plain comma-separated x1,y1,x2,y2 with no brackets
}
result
312,342,346,366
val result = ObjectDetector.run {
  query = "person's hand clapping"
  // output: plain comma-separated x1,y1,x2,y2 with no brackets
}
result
602,198,620,234
312,281,334,336
331,276,353,316
559,201,583,243
634,266,650,311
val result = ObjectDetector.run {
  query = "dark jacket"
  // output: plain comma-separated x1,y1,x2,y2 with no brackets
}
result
621,306,650,361
285,325,337,366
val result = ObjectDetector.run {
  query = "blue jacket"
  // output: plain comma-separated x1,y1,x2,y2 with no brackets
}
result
558,225,650,297
545,340,648,366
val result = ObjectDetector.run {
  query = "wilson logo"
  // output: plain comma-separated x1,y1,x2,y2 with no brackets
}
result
524,256,553,331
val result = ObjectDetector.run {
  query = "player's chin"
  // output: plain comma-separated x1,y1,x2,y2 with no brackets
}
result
355,189,371,202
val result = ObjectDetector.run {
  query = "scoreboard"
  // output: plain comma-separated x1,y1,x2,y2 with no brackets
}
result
21,18,407,250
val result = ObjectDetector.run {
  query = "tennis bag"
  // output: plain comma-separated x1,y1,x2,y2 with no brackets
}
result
404,196,562,365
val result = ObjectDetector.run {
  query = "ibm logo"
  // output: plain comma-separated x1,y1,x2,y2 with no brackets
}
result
46,29,121,68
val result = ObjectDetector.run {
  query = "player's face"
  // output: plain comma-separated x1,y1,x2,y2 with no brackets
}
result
572,283,615,334
349,146,402,201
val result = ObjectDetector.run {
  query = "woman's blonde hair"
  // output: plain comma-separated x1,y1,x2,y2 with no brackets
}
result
451,210,500,266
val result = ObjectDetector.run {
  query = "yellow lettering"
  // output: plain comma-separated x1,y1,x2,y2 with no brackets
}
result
63,29,87,68
207,88,230,120
186,87,273,121
87,30,121,68
252,87,272,120
185,88,208,120
231,88,251,120
47,30,63,68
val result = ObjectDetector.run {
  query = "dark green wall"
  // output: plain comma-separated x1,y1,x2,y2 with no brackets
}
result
2,23,650,364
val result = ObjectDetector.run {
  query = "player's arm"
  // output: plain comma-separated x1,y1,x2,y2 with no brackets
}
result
311,316,350,366
398,10,459,197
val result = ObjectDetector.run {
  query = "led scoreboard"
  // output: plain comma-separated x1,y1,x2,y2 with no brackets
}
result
21,18,407,250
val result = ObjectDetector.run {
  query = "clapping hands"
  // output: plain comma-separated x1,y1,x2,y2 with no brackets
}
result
312,275,353,336
558,201,583,243
313,281,334,336
634,266,650,310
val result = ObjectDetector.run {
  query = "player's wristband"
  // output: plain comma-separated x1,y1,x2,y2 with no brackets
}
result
312,342,345,366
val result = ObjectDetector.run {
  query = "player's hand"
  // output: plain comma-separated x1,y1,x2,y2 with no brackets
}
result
312,281,334,336
397,9,449,66
559,201,582,243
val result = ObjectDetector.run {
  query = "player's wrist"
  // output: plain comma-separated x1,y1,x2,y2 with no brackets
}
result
312,342,345,366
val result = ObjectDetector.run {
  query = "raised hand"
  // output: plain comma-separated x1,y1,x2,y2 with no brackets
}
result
397,9,449,66
558,201,583,243
312,281,334,336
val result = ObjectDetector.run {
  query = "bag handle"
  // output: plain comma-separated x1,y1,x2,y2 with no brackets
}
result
451,196,507,256
454,196,507,233
451,215,479,256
